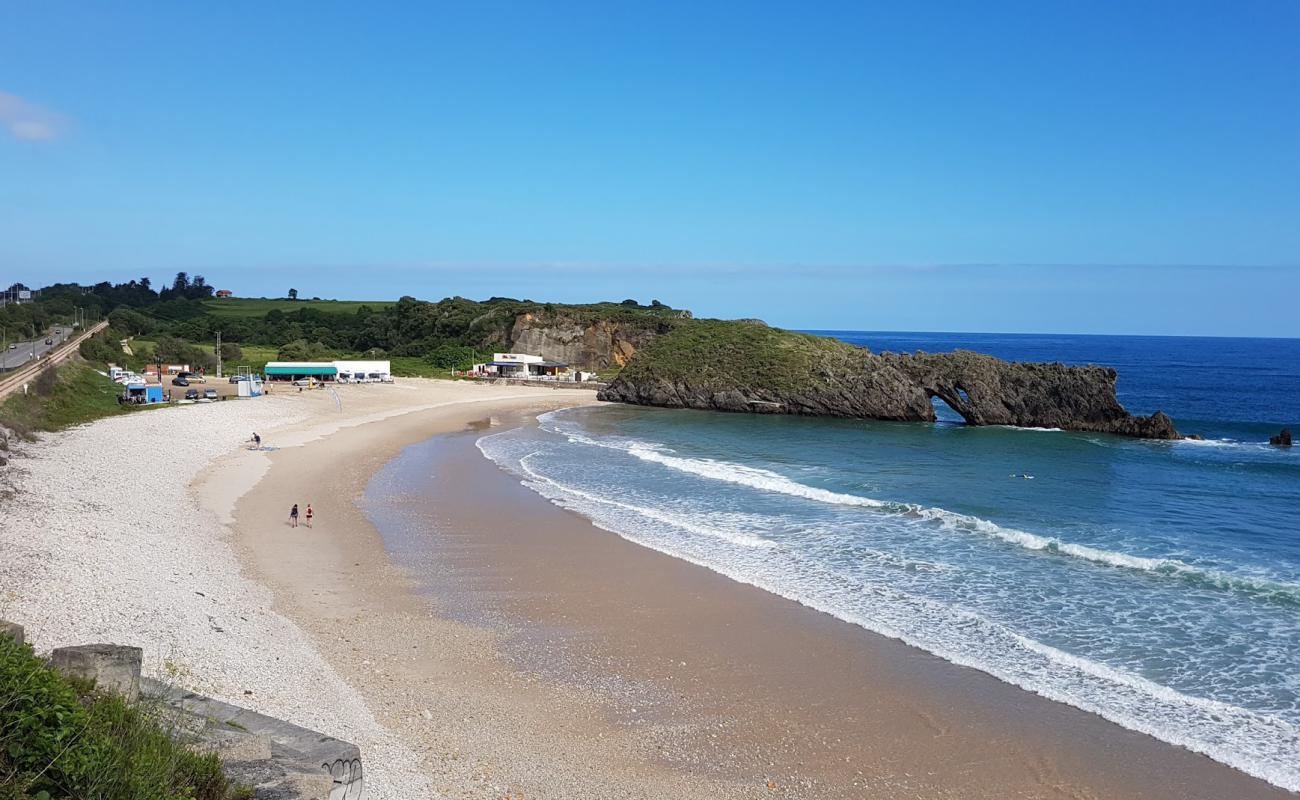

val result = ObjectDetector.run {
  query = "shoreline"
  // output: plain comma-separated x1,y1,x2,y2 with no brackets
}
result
231,392,1291,798
378,419,1294,799
5,381,1293,798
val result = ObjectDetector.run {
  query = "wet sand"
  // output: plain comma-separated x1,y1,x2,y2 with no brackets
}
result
230,397,1295,799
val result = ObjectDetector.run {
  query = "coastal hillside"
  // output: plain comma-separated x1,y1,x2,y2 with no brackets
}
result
598,320,1179,438
4,277,691,375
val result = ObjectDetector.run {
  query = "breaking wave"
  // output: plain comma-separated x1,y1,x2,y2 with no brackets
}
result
535,412,1300,608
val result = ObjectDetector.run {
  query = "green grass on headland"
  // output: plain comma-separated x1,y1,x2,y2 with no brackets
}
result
0,361,140,437
0,631,249,800
200,298,395,318
614,318,872,394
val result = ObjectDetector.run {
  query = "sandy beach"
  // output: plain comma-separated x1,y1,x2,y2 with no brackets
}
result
3,380,1294,798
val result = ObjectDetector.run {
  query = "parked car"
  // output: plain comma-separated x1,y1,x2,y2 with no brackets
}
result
7,343,15,350
171,376,189,386
203,388,218,400
228,374,246,383
184,388,199,400
292,378,314,387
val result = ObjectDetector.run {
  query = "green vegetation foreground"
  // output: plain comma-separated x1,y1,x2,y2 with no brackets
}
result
0,632,246,800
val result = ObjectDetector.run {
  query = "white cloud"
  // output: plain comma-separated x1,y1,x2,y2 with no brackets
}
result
0,90,68,141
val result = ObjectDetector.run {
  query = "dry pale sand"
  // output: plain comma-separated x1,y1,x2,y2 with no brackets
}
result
209,385,1294,800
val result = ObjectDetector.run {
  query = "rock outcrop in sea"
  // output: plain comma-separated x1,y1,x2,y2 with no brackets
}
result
597,320,1180,439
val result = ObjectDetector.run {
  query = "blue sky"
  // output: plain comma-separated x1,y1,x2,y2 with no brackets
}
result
2,1,1297,335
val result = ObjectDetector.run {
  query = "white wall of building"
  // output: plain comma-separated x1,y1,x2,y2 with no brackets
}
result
333,360,391,379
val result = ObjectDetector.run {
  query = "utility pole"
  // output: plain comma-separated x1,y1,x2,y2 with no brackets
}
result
215,330,222,379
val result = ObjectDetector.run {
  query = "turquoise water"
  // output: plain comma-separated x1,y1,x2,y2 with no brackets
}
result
477,332,1300,790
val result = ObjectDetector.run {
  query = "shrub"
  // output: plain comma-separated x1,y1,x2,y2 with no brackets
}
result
0,632,244,799
275,339,331,361
33,367,57,397
79,331,124,367
425,344,482,370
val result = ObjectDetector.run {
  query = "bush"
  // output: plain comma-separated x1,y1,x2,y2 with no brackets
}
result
0,633,244,800
151,336,216,373
425,344,482,370
33,367,57,397
218,343,242,362
275,339,331,361
79,331,124,367
108,308,155,337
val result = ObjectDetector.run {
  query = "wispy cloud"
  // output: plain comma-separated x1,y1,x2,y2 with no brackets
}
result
0,90,69,141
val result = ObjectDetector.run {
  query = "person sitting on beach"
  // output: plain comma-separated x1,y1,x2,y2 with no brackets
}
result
289,503,299,528
304,503,314,528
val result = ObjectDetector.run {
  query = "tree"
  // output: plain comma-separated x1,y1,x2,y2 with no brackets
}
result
276,339,330,360
621,298,639,306
171,272,190,294
287,288,298,301
188,275,215,299
219,342,243,362
426,343,480,370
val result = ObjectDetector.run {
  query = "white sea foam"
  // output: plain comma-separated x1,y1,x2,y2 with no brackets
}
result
479,424,1300,791
513,451,778,549
580,432,1300,606
626,446,889,509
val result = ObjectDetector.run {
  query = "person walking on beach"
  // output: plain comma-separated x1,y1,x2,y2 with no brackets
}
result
289,503,299,528
304,503,314,528
251,432,261,449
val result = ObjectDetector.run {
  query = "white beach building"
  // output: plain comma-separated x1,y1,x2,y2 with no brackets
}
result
263,360,392,383
474,353,571,379
333,360,393,383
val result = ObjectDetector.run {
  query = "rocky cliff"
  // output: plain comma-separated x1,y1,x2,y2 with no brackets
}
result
597,321,1179,439
508,309,691,370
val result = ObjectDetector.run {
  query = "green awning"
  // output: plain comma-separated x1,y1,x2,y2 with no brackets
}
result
265,366,337,376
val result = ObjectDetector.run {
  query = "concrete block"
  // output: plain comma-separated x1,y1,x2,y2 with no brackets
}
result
49,643,143,701
0,619,24,646
224,745,337,800
194,729,274,763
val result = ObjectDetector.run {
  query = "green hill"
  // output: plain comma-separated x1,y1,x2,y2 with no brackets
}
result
201,298,395,317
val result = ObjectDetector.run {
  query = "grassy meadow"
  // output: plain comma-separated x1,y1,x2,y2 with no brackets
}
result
200,297,395,318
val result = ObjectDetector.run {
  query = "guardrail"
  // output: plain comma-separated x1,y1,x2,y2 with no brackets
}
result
0,320,110,401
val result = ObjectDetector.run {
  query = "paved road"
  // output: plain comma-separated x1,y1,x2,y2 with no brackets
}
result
0,328,73,370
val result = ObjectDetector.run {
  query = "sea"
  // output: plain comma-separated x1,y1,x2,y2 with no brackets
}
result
475,331,1300,791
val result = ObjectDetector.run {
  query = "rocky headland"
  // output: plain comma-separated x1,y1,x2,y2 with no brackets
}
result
597,320,1180,439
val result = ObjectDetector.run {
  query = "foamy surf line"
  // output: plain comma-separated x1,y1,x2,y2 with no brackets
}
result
477,424,1300,792
551,422,1300,606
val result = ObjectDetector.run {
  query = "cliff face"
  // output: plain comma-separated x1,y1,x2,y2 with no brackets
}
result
508,311,689,370
597,321,1178,439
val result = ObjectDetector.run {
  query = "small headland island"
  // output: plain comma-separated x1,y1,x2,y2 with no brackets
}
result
598,318,1180,439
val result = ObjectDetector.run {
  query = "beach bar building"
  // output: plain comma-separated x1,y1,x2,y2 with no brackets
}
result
475,353,571,379
264,361,338,382
263,360,392,383
334,360,392,382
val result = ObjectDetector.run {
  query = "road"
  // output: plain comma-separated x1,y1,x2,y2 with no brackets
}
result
0,328,73,371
